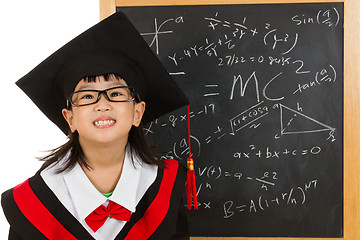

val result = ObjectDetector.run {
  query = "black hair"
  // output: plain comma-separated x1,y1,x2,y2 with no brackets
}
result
40,73,165,172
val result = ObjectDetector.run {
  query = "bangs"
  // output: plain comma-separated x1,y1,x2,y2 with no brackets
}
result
82,73,126,84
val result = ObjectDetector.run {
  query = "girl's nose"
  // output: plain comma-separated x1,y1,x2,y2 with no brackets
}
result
95,93,111,111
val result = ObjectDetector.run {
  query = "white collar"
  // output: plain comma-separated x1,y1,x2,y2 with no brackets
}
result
63,149,142,221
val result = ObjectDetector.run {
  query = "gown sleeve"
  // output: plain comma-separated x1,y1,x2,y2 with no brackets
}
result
9,228,22,240
169,195,190,240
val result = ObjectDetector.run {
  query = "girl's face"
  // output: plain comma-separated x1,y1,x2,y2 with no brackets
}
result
62,76,145,147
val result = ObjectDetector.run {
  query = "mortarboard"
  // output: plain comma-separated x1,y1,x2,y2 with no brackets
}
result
15,12,189,135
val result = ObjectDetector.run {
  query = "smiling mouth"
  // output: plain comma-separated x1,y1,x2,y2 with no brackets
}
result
94,120,116,127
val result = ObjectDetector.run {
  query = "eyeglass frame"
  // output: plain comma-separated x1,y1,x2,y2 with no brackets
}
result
67,86,136,108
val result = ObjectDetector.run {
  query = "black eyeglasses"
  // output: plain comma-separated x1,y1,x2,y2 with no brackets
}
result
68,86,136,107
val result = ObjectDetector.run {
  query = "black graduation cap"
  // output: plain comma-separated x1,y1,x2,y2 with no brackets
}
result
16,12,189,135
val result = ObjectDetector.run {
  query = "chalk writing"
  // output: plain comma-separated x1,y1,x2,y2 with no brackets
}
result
275,103,336,141
263,28,298,55
141,16,184,55
292,8,340,27
229,101,269,135
123,3,343,236
293,64,337,94
233,144,322,159
223,179,318,217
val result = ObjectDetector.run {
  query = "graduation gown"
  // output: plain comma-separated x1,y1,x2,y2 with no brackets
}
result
1,159,189,240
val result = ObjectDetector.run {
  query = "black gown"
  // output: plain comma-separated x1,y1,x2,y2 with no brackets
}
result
1,159,189,240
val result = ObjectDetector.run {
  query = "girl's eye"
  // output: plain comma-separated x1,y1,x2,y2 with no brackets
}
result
81,94,95,99
110,92,122,97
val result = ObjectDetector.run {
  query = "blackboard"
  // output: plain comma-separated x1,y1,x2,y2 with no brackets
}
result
117,3,343,237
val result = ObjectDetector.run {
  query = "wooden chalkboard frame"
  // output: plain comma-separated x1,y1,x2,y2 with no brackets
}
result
99,0,359,239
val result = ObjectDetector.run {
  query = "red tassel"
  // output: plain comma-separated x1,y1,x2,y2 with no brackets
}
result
186,106,198,210
186,157,198,209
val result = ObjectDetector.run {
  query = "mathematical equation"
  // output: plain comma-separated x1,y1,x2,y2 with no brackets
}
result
233,144,322,160
223,179,318,217
293,64,337,95
291,8,340,27
198,166,279,189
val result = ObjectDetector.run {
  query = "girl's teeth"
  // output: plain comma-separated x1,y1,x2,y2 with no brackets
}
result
94,120,115,126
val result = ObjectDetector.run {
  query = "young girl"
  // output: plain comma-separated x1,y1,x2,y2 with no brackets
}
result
1,12,191,240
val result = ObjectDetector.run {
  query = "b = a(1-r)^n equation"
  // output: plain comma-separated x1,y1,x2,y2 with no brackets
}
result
223,179,318,217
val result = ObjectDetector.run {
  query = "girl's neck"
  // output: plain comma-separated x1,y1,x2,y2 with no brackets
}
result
78,139,128,193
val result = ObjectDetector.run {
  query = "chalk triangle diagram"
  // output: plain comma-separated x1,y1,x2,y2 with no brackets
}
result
279,104,335,136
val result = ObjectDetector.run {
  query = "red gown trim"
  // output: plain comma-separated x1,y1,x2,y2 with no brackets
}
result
124,159,179,240
12,179,77,240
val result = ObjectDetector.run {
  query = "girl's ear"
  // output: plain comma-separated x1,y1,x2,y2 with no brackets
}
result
133,101,146,127
62,108,77,133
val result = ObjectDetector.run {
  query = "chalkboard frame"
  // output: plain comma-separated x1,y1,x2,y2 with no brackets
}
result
99,0,360,239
